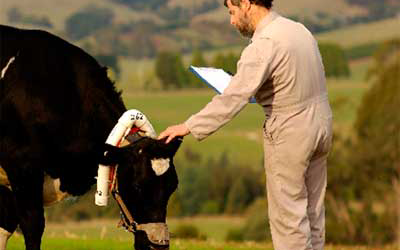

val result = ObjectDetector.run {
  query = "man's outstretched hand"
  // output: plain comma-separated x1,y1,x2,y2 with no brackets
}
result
158,123,190,143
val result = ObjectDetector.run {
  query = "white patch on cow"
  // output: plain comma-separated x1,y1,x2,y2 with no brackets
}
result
0,227,12,250
0,56,16,80
151,158,170,176
0,166,11,190
42,176,69,206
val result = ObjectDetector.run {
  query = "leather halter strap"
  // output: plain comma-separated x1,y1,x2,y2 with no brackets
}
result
110,165,137,233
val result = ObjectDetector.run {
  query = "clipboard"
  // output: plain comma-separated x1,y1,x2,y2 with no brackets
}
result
189,66,256,103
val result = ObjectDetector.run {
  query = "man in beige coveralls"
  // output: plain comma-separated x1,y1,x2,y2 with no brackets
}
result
158,0,333,249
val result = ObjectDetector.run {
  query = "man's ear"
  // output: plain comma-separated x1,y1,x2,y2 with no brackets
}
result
240,0,252,10
100,143,123,166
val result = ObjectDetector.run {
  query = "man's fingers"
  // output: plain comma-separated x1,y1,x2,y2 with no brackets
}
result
158,124,189,143
158,128,174,143
157,131,167,140
158,128,173,140
166,133,176,144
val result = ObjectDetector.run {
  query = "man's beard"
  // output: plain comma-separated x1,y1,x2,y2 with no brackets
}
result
236,14,254,38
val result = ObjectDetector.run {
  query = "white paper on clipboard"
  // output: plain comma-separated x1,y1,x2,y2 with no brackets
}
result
189,66,256,103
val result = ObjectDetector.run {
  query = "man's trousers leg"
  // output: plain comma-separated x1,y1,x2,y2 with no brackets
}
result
306,154,328,250
264,130,314,250
263,108,331,250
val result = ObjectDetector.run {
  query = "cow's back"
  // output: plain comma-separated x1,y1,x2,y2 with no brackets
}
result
0,25,126,195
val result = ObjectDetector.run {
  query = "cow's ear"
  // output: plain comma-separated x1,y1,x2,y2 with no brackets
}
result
163,137,183,157
100,143,123,165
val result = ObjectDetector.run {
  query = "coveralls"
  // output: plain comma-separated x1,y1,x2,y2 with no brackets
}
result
185,11,333,250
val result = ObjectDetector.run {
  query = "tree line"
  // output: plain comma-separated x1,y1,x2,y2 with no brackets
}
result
154,50,239,89
154,43,350,90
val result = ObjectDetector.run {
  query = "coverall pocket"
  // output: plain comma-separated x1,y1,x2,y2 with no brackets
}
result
316,103,333,155
263,115,278,144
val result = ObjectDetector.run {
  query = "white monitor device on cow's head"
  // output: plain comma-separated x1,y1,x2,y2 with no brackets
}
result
95,109,156,206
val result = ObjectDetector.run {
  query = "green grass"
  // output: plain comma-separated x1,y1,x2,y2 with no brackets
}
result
6,216,252,249
7,217,398,250
168,216,245,241
121,89,265,167
8,236,398,250
7,237,274,250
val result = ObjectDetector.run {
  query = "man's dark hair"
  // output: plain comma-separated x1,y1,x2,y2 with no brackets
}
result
224,0,273,9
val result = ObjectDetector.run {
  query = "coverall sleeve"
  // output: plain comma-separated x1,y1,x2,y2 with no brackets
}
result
185,39,276,140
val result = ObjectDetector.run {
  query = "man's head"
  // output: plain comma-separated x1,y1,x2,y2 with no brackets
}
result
224,0,273,9
224,0,273,38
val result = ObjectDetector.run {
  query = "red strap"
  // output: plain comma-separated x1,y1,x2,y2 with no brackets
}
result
129,127,141,135
109,166,116,189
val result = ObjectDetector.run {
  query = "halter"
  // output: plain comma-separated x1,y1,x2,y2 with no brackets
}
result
109,164,137,233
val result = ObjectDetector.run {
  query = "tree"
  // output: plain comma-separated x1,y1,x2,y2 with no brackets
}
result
7,7,52,28
7,7,22,23
155,51,189,89
225,178,249,213
111,0,166,10
212,52,239,75
326,39,399,244
188,50,208,88
354,39,400,198
95,54,120,77
319,43,350,78
355,39,399,244
65,6,114,40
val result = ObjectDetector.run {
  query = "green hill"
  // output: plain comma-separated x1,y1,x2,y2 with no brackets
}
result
0,0,385,30
316,17,400,48
1,0,399,58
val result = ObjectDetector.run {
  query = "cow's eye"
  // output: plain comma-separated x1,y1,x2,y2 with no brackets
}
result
133,183,142,192
138,149,143,154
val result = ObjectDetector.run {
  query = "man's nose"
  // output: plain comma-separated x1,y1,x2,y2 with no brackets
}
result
230,17,235,26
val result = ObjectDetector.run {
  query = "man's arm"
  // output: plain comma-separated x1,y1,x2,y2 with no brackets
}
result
159,39,277,143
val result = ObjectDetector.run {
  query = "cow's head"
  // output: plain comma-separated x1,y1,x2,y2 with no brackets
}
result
103,137,182,250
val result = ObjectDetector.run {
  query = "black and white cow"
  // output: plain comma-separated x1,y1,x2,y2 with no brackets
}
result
0,25,181,250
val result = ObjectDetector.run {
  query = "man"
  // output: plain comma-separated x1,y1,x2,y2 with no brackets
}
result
158,0,333,249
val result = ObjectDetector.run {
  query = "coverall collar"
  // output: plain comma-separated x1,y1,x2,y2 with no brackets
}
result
251,10,279,42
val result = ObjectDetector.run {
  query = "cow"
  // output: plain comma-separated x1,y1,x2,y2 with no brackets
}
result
0,24,181,250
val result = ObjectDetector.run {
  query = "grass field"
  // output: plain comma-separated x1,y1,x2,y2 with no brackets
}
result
8,237,398,250
7,217,398,250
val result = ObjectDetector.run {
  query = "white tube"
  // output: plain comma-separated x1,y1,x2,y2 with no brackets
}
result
117,109,157,139
95,109,156,206
95,164,111,206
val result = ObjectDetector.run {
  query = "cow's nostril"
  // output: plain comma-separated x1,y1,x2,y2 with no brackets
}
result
151,245,169,250
149,246,169,250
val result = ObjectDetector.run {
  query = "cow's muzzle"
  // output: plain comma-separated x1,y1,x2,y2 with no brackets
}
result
136,223,169,247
